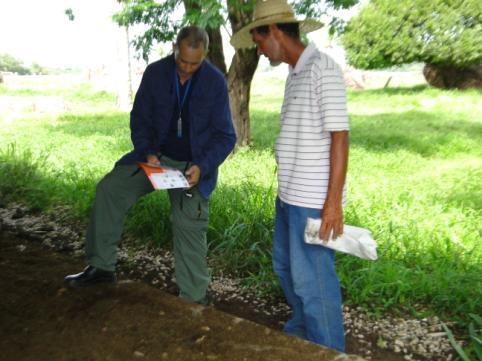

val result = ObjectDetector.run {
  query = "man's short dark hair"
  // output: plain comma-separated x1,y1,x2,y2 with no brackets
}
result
176,26,209,52
252,22,300,39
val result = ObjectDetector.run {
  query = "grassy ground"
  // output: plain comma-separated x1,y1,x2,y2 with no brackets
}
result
0,75,481,337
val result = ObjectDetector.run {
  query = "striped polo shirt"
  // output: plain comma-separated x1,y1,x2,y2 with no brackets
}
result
275,42,349,209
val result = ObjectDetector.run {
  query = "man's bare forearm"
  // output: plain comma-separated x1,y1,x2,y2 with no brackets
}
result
319,131,349,240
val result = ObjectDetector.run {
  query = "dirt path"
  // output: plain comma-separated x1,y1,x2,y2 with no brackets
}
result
0,230,413,361
1,231,368,361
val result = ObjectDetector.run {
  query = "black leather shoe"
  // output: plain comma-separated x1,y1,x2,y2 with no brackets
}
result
64,265,116,288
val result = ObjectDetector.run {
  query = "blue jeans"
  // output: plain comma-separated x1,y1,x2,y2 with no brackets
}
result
273,197,345,352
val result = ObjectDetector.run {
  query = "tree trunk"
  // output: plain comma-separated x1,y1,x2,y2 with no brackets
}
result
227,0,259,147
423,63,482,89
126,26,134,101
206,27,227,75
182,1,227,75
227,49,259,147
183,0,259,146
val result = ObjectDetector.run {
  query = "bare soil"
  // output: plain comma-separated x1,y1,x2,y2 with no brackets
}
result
0,230,409,361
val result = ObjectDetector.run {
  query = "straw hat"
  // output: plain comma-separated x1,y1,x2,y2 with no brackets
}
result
230,0,323,49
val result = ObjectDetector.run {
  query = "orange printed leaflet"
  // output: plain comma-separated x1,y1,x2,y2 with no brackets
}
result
137,162,190,190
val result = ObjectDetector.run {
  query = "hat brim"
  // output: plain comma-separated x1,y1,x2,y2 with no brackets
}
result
231,18,323,49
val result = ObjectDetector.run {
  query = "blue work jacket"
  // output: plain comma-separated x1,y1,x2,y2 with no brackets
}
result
116,55,236,198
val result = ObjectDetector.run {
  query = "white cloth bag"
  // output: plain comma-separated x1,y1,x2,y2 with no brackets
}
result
304,218,378,260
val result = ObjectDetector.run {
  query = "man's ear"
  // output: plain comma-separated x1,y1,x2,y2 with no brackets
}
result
172,42,177,55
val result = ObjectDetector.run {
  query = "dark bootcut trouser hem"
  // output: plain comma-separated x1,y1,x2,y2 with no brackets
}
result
85,157,210,303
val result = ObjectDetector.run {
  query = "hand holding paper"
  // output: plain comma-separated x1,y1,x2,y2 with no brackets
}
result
138,162,190,190
185,165,201,187
304,218,378,260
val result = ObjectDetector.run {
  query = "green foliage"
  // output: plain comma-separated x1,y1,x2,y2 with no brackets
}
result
113,0,182,61
64,8,75,21
0,54,50,75
0,144,51,209
184,0,225,28
292,0,358,18
341,0,482,69
30,62,48,75
442,314,482,361
0,53,31,75
113,0,360,61
112,0,227,61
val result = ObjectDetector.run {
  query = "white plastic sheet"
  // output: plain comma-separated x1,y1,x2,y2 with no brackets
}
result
304,218,378,260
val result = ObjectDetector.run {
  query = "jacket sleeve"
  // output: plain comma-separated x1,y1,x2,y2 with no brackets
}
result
196,79,237,176
129,64,158,157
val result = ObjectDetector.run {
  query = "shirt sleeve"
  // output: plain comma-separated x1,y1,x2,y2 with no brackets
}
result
196,78,236,176
316,56,350,132
129,64,157,157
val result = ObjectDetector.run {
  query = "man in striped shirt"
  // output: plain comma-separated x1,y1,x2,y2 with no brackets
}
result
231,0,349,352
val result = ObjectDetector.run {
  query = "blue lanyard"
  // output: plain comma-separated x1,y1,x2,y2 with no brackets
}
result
174,71,192,138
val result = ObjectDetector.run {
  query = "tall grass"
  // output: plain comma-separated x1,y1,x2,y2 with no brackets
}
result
0,76,480,330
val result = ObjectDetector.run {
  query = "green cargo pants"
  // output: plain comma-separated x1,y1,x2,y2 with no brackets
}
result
85,157,210,304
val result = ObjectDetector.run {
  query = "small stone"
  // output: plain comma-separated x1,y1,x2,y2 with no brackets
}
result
195,335,207,344
133,350,144,358
232,317,243,325
190,306,204,318
56,288,67,296
16,244,26,252
428,332,446,338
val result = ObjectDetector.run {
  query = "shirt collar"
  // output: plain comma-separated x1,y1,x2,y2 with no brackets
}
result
289,42,317,75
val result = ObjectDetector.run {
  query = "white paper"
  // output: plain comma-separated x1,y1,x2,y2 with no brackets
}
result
304,218,378,260
150,168,190,190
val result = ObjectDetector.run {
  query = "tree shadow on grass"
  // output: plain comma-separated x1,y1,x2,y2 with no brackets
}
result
250,107,482,157
39,112,132,157
250,110,280,151
350,110,482,157
44,112,129,138
348,85,431,99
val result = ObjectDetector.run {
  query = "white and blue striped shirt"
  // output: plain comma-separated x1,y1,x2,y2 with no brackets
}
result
275,43,349,209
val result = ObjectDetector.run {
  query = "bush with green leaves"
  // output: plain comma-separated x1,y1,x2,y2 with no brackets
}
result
0,53,31,75
341,0,482,70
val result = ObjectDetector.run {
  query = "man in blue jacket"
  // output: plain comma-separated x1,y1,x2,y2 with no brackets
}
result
65,26,236,305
